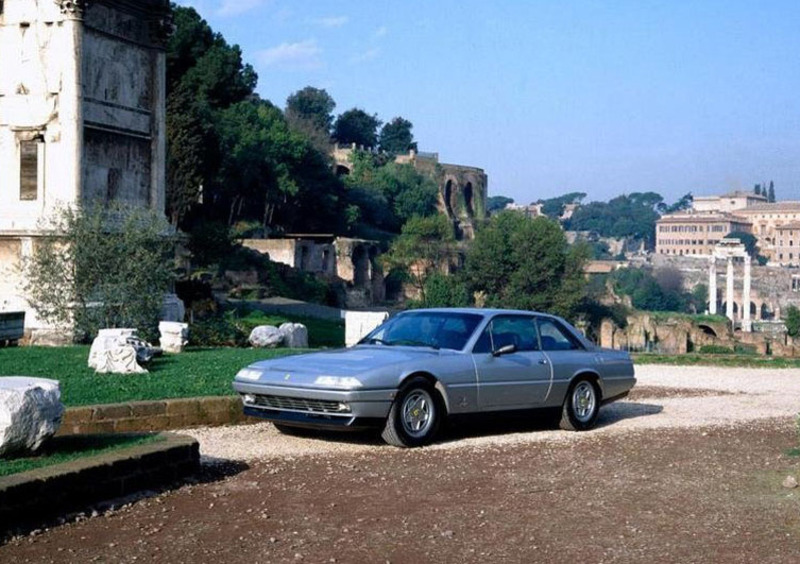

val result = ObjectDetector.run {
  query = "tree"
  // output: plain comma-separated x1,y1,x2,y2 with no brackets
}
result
463,211,588,319
285,86,336,133
486,195,514,213
382,215,458,301
754,184,762,196
768,181,776,203
22,203,176,342
539,192,586,219
660,192,693,214
566,192,663,249
725,231,759,258
333,108,382,148
166,6,258,228
379,117,415,155
785,305,800,337
284,87,336,154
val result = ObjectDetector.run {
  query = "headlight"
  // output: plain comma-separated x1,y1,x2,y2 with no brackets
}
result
314,376,362,389
236,368,262,381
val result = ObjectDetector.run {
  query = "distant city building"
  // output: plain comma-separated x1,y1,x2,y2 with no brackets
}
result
658,191,800,264
655,211,752,257
504,202,543,218
692,191,767,213
732,202,800,263
774,222,800,266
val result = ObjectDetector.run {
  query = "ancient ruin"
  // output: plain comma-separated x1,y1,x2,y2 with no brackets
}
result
0,0,171,337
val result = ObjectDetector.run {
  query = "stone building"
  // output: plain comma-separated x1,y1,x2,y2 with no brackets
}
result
0,0,171,333
774,222,800,267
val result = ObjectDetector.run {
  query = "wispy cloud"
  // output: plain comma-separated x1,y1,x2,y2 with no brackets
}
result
373,26,388,39
217,0,267,17
349,47,381,65
314,16,349,28
257,39,323,69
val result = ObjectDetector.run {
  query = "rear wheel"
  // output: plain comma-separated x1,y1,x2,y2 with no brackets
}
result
381,377,441,447
559,378,599,431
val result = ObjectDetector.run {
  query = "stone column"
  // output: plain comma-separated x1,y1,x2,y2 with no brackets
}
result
742,255,752,331
708,256,717,314
725,257,734,322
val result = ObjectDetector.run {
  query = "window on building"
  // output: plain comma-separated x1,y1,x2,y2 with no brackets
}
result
19,139,41,201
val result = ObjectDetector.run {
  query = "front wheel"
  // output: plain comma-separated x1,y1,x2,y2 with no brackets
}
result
381,377,441,447
559,378,600,431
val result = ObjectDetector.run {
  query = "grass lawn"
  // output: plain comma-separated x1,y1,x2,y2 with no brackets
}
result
633,353,800,369
0,434,163,477
0,346,303,407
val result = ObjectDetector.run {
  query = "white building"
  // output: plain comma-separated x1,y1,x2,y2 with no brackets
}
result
0,0,170,337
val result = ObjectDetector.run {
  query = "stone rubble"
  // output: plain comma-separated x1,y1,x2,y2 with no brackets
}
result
279,323,308,348
88,329,159,374
0,377,63,457
248,326,283,348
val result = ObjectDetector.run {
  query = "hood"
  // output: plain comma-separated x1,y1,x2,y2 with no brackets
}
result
249,345,439,378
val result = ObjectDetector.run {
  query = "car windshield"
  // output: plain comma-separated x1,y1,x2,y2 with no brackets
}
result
360,311,484,351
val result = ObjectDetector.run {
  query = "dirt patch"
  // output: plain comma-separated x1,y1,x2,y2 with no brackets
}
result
626,385,737,400
2,419,799,563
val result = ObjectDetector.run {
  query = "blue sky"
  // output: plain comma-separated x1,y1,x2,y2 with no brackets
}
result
177,0,800,205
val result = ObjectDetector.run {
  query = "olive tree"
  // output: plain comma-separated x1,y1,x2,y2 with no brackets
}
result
23,203,177,341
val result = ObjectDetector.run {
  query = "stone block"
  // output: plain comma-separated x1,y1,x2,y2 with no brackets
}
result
279,322,308,348
92,404,133,421
0,377,63,457
159,321,189,354
130,401,166,418
248,325,282,348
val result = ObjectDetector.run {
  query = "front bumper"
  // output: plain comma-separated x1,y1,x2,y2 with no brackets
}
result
233,380,395,430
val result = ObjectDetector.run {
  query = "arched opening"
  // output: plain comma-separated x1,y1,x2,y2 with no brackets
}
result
352,245,369,287
443,180,455,217
760,303,771,320
335,165,350,176
463,182,475,218
698,324,718,338
300,245,310,271
322,248,333,274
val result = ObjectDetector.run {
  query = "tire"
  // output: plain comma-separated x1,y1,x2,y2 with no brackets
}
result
381,377,442,447
559,378,600,431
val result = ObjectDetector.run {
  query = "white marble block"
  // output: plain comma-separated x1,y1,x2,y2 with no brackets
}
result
159,321,189,353
279,322,308,348
88,328,148,374
248,325,283,348
0,377,64,457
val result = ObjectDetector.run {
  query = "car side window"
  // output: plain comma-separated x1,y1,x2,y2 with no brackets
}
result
472,316,539,354
537,318,583,351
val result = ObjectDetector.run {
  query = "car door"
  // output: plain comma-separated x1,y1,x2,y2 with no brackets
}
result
536,316,593,402
471,315,552,409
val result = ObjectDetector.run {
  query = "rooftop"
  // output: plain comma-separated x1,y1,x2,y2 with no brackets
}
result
738,201,800,213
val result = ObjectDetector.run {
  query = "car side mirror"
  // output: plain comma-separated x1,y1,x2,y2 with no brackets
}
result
492,343,516,357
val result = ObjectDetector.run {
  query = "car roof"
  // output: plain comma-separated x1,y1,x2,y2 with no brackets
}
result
397,307,556,318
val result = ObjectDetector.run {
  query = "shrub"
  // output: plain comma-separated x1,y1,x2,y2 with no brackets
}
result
23,203,176,342
785,306,800,338
698,344,734,355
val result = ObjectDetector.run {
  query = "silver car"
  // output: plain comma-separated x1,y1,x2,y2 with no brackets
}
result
233,308,636,447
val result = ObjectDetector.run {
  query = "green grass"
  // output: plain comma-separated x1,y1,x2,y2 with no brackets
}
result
0,346,303,406
0,434,163,477
647,311,729,324
633,353,800,369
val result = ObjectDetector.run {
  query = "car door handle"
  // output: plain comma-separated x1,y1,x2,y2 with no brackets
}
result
538,358,548,365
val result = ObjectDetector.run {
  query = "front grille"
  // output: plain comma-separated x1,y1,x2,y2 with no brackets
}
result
248,394,350,415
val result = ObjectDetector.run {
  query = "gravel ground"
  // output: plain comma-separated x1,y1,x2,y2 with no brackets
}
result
2,364,799,563
187,364,800,462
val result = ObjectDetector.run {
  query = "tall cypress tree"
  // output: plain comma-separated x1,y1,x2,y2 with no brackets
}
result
767,181,776,202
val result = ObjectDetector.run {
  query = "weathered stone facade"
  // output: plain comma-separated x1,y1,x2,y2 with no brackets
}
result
242,236,385,307
0,0,170,332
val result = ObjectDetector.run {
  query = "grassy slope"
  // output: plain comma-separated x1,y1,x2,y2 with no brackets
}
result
0,346,303,407
0,434,163,477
